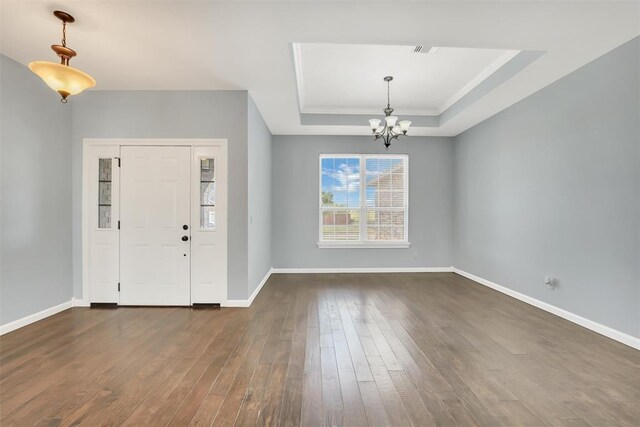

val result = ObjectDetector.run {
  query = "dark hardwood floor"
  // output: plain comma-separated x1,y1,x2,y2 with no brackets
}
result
1,272,639,426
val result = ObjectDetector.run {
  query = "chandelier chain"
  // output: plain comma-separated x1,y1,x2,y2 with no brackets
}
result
62,21,67,47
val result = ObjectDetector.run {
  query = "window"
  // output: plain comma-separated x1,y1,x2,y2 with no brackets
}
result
200,158,216,229
98,158,112,228
319,154,408,248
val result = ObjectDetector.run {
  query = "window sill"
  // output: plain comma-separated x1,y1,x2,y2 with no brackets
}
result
317,242,411,249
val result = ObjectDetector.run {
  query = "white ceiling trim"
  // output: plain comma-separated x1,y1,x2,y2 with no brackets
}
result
298,49,544,129
292,42,305,114
437,49,520,115
300,106,440,116
293,43,522,117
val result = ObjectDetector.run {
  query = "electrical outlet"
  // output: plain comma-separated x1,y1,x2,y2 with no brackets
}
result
413,251,418,259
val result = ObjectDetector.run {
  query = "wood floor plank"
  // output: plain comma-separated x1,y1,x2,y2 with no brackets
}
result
332,328,368,427
334,294,374,382
2,273,638,427
212,334,268,426
388,370,438,427
189,394,225,426
320,346,344,427
300,326,323,427
367,355,414,427
359,380,391,427
279,378,303,427
255,338,292,426
233,362,272,426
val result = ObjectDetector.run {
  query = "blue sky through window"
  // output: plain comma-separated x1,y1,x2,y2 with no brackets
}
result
321,157,402,207
321,157,360,207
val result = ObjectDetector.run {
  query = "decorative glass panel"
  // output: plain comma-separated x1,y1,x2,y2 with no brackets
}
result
200,158,215,230
98,158,112,228
201,206,216,229
200,182,216,205
201,158,215,181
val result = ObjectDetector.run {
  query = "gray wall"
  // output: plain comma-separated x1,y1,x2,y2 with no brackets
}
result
453,37,640,338
272,136,454,269
71,91,250,300
0,54,73,324
247,96,272,296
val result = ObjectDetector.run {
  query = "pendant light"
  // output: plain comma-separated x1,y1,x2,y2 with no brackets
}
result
29,11,96,103
368,76,411,150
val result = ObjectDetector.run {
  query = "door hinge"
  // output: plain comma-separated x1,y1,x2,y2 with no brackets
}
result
117,220,120,229
116,157,121,167
118,282,120,292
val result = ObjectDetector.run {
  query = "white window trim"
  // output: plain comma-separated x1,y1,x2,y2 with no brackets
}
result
318,154,409,248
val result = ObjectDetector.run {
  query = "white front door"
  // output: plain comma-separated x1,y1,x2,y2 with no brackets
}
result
120,146,191,305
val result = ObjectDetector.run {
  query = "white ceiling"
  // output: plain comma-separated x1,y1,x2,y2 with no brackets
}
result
295,43,519,116
1,1,638,137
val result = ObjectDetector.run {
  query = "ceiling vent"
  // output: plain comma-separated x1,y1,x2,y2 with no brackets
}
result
413,46,439,54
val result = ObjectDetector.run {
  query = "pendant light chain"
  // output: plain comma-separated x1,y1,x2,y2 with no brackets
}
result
387,79,391,109
62,21,67,47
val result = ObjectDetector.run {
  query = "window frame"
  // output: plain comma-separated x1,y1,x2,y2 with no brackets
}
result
318,154,410,249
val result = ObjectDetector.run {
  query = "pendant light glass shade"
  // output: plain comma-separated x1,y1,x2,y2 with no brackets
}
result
385,116,398,127
369,119,381,131
29,61,96,102
399,120,411,132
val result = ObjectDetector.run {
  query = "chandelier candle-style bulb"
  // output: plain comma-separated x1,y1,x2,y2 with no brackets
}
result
28,10,96,103
367,76,410,150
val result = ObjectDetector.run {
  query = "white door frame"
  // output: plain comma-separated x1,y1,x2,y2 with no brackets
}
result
81,138,228,306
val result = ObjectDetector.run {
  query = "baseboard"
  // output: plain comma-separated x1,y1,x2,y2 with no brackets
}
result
452,268,640,351
224,267,274,308
271,267,454,274
0,300,73,336
72,298,90,307
248,268,273,305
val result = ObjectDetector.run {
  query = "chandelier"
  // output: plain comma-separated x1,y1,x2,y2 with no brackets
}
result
29,11,96,103
368,76,411,150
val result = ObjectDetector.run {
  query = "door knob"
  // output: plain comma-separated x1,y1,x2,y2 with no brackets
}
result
182,236,189,241
183,225,189,230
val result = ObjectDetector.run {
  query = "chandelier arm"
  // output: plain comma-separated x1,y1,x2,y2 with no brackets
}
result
378,121,388,136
